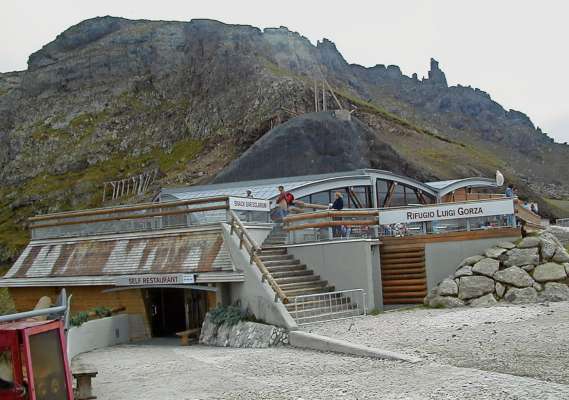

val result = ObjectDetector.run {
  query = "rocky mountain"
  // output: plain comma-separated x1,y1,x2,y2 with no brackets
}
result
1,16,568,268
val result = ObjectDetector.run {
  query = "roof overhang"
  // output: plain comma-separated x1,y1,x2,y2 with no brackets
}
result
433,177,498,198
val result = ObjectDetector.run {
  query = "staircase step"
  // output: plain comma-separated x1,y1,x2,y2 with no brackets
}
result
382,272,426,280
279,280,328,290
383,285,427,293
258,254,294,261
381,263,425,271
382,279,427,287
266,264,307,273
258,249,287,256
383,291,427,299
381,251,424,259
284,286,335,297
274,275,321,285
381,256,425,264
383,298,424,305
271,270,314,279
381,267,425,275
263,259,300,267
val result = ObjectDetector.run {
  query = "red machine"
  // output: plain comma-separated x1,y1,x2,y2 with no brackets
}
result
0,291,73,400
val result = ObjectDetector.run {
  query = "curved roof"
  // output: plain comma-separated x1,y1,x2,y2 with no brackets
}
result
160,169,498,202
427,177,498,197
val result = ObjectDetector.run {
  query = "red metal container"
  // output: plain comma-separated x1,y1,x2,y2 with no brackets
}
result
0,320,73,400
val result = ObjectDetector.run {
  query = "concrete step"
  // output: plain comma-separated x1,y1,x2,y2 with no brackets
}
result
266,264,307,273
279,280,328,291
263,259,300,267
274,275,321,285
258,248,287,256
258,254,294,262
271,270,314,279
284,285,335,297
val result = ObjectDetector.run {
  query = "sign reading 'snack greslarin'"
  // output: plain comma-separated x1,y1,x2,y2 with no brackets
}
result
115,274,195,286
379,199,515,225
228,196,270,212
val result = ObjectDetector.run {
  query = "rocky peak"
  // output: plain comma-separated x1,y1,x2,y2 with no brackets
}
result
425,58,447,87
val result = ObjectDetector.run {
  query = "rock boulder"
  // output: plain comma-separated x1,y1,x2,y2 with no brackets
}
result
458,276,495,300
540,282,569,302
472,258,500,277
504,287,538,304
533,262,567,282
493,266,534,288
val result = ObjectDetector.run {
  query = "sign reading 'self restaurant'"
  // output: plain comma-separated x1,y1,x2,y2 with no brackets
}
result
379,199,515,225
115,274,195,286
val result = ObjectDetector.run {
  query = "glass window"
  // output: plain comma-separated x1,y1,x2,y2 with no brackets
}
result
0,349,13,383
29,330,70,400
390,184,406,207
376,180,390,207
348,186,370,208
310,191,331,206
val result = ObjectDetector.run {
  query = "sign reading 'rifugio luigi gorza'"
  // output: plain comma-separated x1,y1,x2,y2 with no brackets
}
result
379,199,515,225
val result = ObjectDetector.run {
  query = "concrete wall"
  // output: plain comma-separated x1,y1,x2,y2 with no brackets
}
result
67,314,134,360
425,236,519,289
241,223,272,248
286,240,381,310
221,224,297,330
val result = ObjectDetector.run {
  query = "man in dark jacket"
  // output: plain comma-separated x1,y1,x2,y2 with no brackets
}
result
331,192,344,237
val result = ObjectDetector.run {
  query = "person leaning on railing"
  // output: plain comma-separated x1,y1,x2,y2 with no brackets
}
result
330,191,344,237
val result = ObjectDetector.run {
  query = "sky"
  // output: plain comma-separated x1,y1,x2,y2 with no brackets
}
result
2,0,568,142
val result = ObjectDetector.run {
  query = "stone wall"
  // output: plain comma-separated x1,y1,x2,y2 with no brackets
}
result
426,231,569,307
199,313,289,348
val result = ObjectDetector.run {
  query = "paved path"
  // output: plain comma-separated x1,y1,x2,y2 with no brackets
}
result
78,302,569,399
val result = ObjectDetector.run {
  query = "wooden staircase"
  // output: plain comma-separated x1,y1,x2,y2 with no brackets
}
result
259,226,358,324
380,244,427,305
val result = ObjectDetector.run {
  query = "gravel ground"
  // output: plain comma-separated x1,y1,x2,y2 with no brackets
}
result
77,302,569,399
310,301,569,385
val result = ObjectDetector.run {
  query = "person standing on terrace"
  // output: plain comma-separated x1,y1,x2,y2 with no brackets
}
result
331,192,344,237
275,185,294,220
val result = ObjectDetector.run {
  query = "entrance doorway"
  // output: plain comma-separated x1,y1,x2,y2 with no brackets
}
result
146,288,209,337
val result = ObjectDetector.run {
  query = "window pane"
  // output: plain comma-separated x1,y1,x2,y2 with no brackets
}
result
310,191,331,206
390,184,406,207
0,350,13,383
29,330,69,400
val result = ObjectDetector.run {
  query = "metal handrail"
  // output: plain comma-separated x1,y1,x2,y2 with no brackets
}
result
228,210,289,304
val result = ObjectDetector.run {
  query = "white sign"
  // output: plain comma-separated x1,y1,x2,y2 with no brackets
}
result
228,196,270,212
115,274,195,286
379,199,515,225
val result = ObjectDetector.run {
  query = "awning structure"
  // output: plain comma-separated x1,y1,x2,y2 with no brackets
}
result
2,227,241,287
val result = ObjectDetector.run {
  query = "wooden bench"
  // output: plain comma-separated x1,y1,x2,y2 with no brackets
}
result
72,361,98,400
175,328,201,346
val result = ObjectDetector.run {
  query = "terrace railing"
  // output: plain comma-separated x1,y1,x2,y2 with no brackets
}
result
283,209,380,244
228,210,289,304
29,196,231,240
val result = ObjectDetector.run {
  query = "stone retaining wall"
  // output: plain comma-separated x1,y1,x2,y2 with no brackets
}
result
426,231,569,307
200,314,289,348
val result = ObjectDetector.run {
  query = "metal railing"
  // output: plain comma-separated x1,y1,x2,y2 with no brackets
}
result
29,197,231,240
228,210,289,304
291,289,366,325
